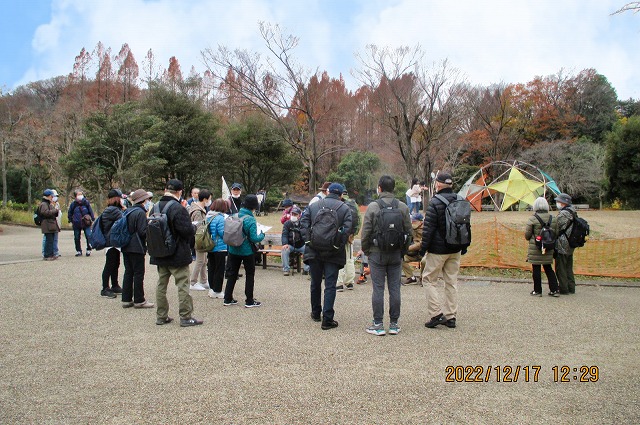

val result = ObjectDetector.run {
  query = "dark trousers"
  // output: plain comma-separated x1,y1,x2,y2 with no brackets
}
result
43,233,55,258
555,254,575,293
224,253,256,304
122,252,146,303
309,259,340,321
73,227,92,252
102,247,121,290
207,251,227,293
532,263,558,294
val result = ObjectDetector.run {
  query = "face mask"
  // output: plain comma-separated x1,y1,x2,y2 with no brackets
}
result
205,200,212,207
290,216,299,223
556,203,562,210
145,200,152,210
232,194,240,199
76,195,84,202
52,196,58,202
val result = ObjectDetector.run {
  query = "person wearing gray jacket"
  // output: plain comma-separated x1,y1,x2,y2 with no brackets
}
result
554,193,577,294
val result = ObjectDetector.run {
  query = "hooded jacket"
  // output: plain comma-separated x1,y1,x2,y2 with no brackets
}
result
38,198,60,234
101,205,124,247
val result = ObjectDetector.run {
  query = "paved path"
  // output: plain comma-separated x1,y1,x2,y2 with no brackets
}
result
0,224,638,424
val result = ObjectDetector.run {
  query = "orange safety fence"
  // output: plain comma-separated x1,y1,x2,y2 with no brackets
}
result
461,219,640,278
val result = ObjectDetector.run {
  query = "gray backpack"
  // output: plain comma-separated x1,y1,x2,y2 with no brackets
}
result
223,215,247,247
434,194,471,249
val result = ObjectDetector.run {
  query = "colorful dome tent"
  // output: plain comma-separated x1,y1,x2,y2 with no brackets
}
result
459,161,561,211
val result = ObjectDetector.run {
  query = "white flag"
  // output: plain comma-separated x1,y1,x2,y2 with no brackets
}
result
222,176,231,200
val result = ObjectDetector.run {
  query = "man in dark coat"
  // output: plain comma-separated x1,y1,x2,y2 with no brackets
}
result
300,183,352,330
420,172,464,329
150,179,201,327
39,189,60,260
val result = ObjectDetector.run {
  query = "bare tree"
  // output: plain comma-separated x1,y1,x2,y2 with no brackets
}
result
0,90,26,205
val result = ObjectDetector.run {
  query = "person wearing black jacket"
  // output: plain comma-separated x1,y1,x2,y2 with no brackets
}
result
99,189,124,298
121,189,154,310
420,172,463,329
300,183,352,330
150,179,202,327
280,206,309,275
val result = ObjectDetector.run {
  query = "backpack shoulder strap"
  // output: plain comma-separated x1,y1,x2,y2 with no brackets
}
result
434,194,450,206
161,199,178,214
547,215,552,226
534,213,546,227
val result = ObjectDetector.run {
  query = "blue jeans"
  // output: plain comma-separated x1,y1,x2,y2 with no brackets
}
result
309,259,340,321
369,251,403,323
42,233,59,257
43,233,55,258
281,245,308,272
74,227,93,252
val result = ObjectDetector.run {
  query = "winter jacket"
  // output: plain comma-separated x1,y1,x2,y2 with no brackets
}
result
149,195,195,267
419,188,462,255
121,204,148,255
524,210,559,265
38,198,60,234
406,220,424,255
188,202,207,223
101,205,124,247
361,192,412,255
555,206,576,256
228,208,265,257
282,219,304,248
300,194,352,267
228,196,242,215
206,211,228,253
67,199,95,229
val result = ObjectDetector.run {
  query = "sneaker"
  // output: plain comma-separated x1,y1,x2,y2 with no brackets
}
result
336,285,344,292
530,290,542,297
43,256,58,261
444,318,456,328
208,290,225,299
403,276,418,285
85,250,91,257
200,282,210,289
223,299,238,306
156,317,173,325
134,300,155,309
310,313,321,322
357,275,367,284
100,288,117,299
346,283,354,290
366,322,386,336
389,322,401,335
180,317,204,327
190,283,207,291
283,270,290,276
245,300,262,308
425,313,446,328
321,319,339,330
75,251,82,257
548,291,560,297
122,301,134,308
111,285,122,294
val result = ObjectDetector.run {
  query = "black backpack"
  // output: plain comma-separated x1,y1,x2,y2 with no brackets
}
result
309,200,343,252
33,205,42,226
563,210,589,248
534,213,556,253
434,194,472,249
373,198,406,251
146,200,178,258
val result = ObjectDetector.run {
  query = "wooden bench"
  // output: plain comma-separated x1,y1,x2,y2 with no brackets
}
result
574,204,590,211
258,233,302,273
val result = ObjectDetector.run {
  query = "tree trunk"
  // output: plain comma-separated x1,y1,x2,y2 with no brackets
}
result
1,139,7,206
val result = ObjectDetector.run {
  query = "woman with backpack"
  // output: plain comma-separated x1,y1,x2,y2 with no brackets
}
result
99,189,125,299
206,198,229,299
524,197,560,297
67,189,95,257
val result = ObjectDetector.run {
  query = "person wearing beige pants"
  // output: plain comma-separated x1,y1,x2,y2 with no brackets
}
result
422,252,461,322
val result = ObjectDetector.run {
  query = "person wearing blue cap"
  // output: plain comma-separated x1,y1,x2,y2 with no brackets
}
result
38,189,60,260
300,182,352,330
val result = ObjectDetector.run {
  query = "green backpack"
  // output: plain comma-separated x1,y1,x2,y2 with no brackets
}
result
194,216,215,252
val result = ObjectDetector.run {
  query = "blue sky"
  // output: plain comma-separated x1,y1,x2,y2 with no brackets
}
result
1,0,639,99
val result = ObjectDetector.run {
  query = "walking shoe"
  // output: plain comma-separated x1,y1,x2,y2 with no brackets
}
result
200,282,210,289
310,313,321,322
388,322,401,335
190,283,207,291
100,288,117,299
208,290,224,299
548,291,560,297
366,322,386,336
336,285,344,292
134,300,155,309
425,313,446,328
357,275,367,284
156,317,173,325
111,285,122,294
403,276,418,285
44,256,58,261
283,270,290,276
75,251,82,257
321,319,339,330
122,301,134,308
444,318,456,328
346,283,354,290
223,299,238,306
530,290,542,297
180,317,204,327
85,250,91,257
245,300,262,308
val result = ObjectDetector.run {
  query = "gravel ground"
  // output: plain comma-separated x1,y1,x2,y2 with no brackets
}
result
0,225,639,424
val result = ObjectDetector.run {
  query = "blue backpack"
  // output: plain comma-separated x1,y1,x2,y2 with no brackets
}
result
110,209,135,248
89,215,107,250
